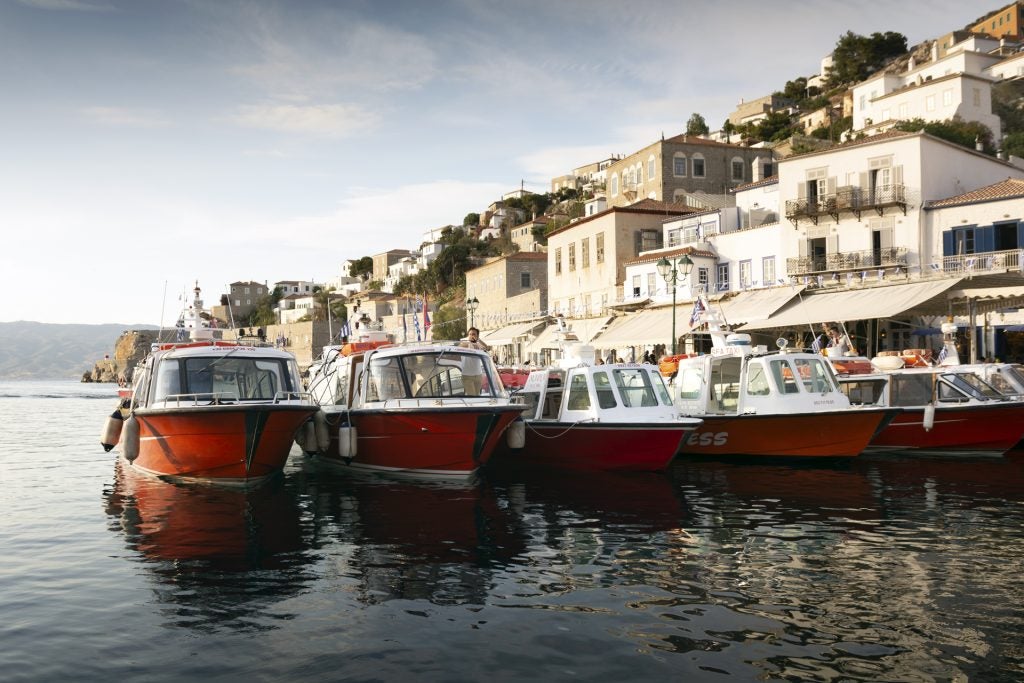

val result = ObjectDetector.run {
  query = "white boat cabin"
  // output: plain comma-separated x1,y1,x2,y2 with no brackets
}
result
674,340,852,416
837,367,1009,407
308,341,509,409
516,363,681,423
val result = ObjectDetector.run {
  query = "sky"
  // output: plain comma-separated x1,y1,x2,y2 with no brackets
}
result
0,0,985,325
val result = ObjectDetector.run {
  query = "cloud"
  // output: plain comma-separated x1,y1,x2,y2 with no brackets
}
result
82,106,171,128
15,0,113,10
229,103,379,137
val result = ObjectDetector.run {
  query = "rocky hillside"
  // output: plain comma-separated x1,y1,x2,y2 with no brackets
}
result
0,321,155,380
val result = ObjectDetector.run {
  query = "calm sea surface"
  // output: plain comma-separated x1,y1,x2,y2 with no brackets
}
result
2,380,1024,682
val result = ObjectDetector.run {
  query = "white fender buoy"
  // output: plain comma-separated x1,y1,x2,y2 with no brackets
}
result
923,403,935,432
338,425,358,459
314,410,330,453
121,415,140,462
297,421,317,454
506,420,526,449
101,409,124,452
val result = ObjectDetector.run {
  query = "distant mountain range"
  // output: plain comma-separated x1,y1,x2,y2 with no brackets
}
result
0,321,154,380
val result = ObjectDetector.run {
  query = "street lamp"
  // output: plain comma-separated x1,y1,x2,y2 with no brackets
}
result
657,254,693,355
466,296,479,329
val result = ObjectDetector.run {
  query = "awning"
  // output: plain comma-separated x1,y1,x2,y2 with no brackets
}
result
523,316,613,353
481,320,546,346
946,285,1024,315
714,286,806,327
739,279,962,331
592,307,684,348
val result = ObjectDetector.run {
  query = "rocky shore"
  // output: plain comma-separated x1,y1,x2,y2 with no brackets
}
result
81,329,159,383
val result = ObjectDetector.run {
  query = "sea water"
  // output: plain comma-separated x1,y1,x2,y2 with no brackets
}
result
1,380,1023,681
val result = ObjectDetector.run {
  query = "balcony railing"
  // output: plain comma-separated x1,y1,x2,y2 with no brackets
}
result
785,184,908,225
787,247,908,276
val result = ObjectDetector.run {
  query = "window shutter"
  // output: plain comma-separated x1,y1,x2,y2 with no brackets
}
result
634,231,643,257
827,177,837,195
798,239,809,257
859,172,869,189
894,165,904,186
826,233,838,254
979,226,995,253
942,231,954,256
797,182,806,199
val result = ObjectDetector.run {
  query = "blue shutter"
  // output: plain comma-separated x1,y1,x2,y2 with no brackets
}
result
942,231,954,256
1017,221,1024,248
977,225,995,254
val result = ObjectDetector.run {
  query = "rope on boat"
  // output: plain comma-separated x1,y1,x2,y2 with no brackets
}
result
523,418,596,439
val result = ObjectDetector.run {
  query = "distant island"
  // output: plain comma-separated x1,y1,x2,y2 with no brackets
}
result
0,321,154,381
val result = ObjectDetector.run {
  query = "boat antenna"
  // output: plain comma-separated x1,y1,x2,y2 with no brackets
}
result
157,280,168,342
224,284,236,330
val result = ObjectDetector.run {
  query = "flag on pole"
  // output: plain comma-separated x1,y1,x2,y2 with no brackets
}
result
413,297,422,341
689,298,705,325
811,335,822,354
938,346,948,363
423,294,432,337
339,320,351,340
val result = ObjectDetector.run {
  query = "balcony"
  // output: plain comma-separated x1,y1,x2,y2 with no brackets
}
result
785,184,908,226
787,246,909,276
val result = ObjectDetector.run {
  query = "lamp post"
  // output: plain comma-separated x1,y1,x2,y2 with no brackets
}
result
657,254,693,355
466,296,479,329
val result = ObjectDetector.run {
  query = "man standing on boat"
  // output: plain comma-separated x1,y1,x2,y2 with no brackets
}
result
459,327,491,396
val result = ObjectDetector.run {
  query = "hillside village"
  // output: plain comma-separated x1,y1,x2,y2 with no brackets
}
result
179,2,1024,371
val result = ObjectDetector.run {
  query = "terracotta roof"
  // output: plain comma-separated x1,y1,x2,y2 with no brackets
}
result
783,130,914,160
624,245,716,267
732,175,778,192
505,251,547,261
925,178,1024,209
545,199,695,237
662,133,750,149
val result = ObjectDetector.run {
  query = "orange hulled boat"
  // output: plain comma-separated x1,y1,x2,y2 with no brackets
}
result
304,332,524,479
100,283,317,485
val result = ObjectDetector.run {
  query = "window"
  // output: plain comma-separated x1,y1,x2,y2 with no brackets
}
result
610,174,619,196
692,155,706,177
698,267,709,289
762,256,775,284
648,156,656,180
973,88,981,107
731,159,744,181
234,299,241,307
639,228,660,253
568,298,575,315
673,154,687,176
584,294,591,314
593,371,617,408
581,238,590,268
739,260,752,288
566,374,591,411
555,248,562,275
717,263,730,291
898,102,908,118
926,94,936,112
762,161,773,177
568,244,576,271
746,363,770,396
647,272,656,296
632,274,641,297
520,271,531,288
635,165,643,184
942,89,953,106
596,233,605,263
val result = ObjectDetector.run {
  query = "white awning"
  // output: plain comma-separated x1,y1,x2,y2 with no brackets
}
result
591,307,685,348
739,278,962,331
481,320,546,346
714,286,806,327
946,285,1024,314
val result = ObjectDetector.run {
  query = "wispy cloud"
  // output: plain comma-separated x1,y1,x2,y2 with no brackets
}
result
230,103,378,137
16,0,113,11
82,106,171,128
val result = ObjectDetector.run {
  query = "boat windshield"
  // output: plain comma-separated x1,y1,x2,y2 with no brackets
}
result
953,372,1004,399
938,373,990,402
611,368,666,407
153,356,295,402
365,350,506,400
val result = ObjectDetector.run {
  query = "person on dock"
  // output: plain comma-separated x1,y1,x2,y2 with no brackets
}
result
459,327,491,396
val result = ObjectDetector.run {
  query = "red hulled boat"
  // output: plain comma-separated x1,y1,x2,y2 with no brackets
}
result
305,333,523,478
101,284,317,485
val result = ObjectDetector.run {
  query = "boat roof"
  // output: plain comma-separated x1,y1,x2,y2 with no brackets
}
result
154,341,296,360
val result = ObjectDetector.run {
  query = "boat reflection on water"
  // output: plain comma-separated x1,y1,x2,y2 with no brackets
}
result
296,460,528,605
103,460,315,628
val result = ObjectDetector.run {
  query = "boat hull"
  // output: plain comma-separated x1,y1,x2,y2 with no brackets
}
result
128,404,317,484
319,406,523,478
498,422,691,472
676,410,889,458
871,403,1024,455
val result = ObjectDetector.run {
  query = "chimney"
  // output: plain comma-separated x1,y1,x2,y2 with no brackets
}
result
931,41,938,61
752,157,765,182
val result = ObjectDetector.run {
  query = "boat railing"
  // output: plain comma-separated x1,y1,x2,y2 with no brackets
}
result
274,391,314,404
159,391,241,406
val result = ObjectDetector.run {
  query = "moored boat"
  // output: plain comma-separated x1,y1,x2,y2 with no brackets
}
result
671,302,892,458
100,283,317,485
305,332,524,478
495,344,702,471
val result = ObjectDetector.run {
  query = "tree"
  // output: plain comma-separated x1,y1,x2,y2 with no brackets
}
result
756,111,797,142
825,31,907,88
892,117,995,155
722,119,736,143
349,256,373,280
463,212,480,226
686,112,710,136
1003,132,1024,159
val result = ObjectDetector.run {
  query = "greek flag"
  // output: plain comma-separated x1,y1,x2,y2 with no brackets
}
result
937,346,948,363
811,335,822,354
689,298,705,324
929,263,941,272
413,300,422,341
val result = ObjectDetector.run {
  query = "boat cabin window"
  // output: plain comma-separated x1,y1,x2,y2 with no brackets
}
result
593,371,617,408
793,358,835,393
838,378,886,405
889,374,934,406
183,357,288,400
153,361,182,401
937,373,987,402
980,370,1016,395
677,367,704,400
566,374,591,411
746,363,770,396
365,350,503,400
769,359,800,394
709,356,742,412
953,372,1001,399
612,368,660,408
